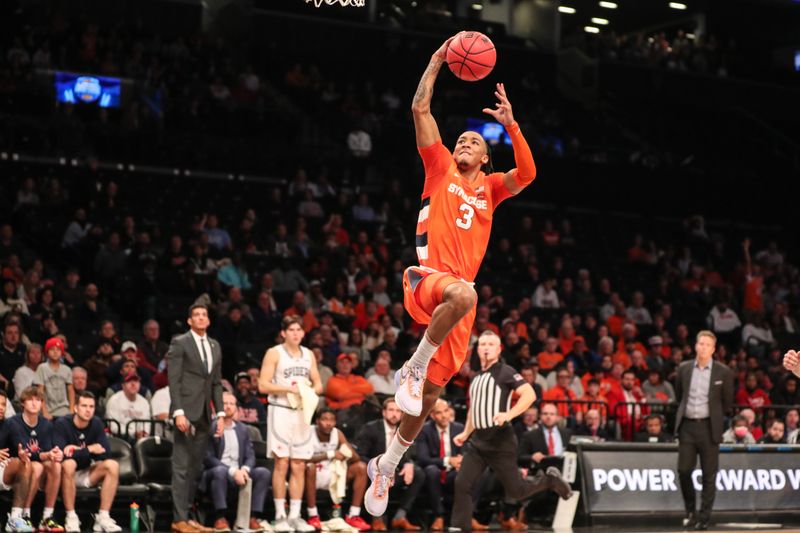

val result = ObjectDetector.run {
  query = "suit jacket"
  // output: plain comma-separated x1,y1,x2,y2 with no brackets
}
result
575,424,612,441
674,359,734,443
204,422,256,471
354,419,412,469
167,330,224,423
415,420,465,469
518,425,572,468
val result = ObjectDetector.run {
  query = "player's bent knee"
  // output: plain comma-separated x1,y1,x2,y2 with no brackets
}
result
446,284,477,315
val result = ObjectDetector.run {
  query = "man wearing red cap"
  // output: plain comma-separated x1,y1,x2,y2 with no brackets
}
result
105,372,151,440
325,354,374,411
33,338,74,420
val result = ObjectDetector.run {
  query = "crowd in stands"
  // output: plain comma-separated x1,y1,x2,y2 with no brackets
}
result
583,30,733,77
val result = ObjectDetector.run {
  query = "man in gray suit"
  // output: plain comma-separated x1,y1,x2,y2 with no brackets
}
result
168,304,225,533
674,330,733,531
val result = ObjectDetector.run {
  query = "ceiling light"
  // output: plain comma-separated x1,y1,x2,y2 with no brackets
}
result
558,6,576,13
471,2,483,9
669,2,687,9
599,1,617,8
591,17,609,24
584,26,600,33
687,33,696,39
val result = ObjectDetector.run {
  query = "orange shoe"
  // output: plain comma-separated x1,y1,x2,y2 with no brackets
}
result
391,518,420,531
371,518,387,531
213,517,231,532
499,516,526,530
429,517,445,530
345,516,371,531
470,519,489,531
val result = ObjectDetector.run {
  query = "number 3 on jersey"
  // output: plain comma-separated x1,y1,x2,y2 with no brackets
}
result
455,203,475,230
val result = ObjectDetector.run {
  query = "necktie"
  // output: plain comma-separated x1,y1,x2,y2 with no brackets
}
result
200,338,209,373
439,430,447,483
547,429,555,456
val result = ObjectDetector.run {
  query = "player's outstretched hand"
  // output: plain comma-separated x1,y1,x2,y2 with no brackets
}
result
783,350,799,372
434,31,465,61
482,83,515,127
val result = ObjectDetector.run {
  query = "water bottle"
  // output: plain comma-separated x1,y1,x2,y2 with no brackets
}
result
130,502,140,533
332,504,342,519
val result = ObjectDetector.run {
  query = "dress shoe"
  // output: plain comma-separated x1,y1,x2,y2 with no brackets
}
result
213,517,231,532
430,517,445,530
682,512,696,529
694,518,710,530
172,522,199,533
371,518,387,531
470,519,488,531
188,520,214,533
391,518,421,531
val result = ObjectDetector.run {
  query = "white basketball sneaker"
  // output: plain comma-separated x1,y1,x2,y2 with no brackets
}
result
364,455,394,517
394,362,425,416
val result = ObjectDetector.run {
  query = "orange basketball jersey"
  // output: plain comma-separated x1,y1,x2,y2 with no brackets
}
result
415,141,512,281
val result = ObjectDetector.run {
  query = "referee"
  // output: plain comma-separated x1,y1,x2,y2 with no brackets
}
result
450,331,572,531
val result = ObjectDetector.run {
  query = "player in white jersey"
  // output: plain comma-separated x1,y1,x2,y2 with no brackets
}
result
259,316,323,533
305,409,370,531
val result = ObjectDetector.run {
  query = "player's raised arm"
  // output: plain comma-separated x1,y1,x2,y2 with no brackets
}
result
411,34,459,148
483,83,537,196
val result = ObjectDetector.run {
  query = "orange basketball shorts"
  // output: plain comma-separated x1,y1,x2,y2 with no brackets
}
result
402,266,477,387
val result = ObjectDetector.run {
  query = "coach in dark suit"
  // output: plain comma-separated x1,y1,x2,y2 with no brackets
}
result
354,398,424,530
517,403,572,471
415,399,465,529
674,331,734,531
168,304,225,533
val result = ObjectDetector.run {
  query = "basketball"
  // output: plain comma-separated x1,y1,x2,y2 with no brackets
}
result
446,31,496,82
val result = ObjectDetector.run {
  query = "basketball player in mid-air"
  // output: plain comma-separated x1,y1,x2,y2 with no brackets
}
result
365,33,560,515
259,316,323,532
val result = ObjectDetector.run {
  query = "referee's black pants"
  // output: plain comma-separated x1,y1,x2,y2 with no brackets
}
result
677,418,719,521
450,426,551,531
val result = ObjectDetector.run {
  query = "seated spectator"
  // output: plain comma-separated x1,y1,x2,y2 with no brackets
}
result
305,408,370,531
784,408,799,440
739,408,763,441
71,367,91,409
770,375,800,406
84,340,115,395
107,355,155,397
415,399,464,530
757,419,786,444
645,336,668,372
616,370,648,441
54,391,122,532
545,360,583,397
577,379,609,421
284,291,319,333
325,354,374,411
565,336,599,376
518,403,572,472
641,369,675,403
105,373,151,440
722,415,756,444
543,366,579,419
354,399,424,530
0,321,27,389
735,372,771,412
12,343,42,401
367,353,396,395
513,407,539,440
634,414,673,443
706,300,741,349
4,386,64,531
201,392,272,533
0,390,35,532
34,337,74,420
532,278,559,309
574,409,611,441
138,319,168,371
234,372,266,438
537,337,563,373
626,292,652,326
312,348,333,390
95,320,121,355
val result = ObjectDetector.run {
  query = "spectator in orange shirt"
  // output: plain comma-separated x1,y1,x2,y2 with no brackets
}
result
577,379,609,422
543,365,578,419
616,323,647,354
613,340,637,369
628,350,649,382
557,318,577,356
284,290,319,333
352,300,385,331
325,353,375,410
606,301,627,338
537,337,564,373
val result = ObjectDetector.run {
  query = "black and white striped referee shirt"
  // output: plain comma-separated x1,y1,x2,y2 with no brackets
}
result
468,361,526,430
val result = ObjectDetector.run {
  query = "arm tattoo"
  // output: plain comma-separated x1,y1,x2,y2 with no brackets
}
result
413,58,442,106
